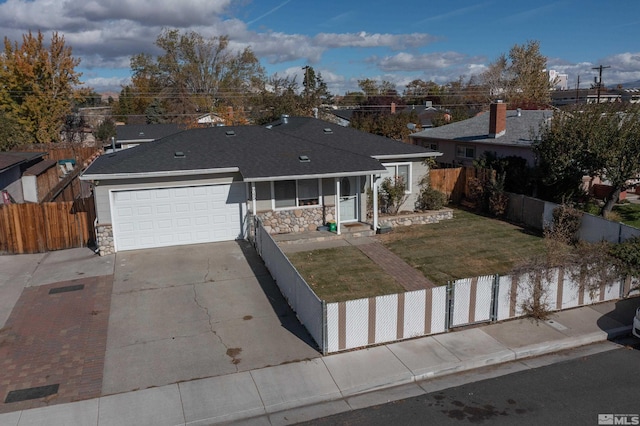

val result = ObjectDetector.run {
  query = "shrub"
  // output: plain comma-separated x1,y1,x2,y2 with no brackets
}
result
417,187,446,211
379,176,408,215
609,236,640,279
545,204,583,245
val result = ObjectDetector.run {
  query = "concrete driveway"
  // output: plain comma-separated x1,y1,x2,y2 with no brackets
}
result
103,240,320,395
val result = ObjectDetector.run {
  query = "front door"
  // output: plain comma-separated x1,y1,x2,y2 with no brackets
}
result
339,176,358,222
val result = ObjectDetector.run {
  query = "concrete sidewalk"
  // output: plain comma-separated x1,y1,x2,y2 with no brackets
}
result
1,298,636,426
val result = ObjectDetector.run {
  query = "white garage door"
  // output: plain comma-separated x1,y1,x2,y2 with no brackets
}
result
112,183,246,251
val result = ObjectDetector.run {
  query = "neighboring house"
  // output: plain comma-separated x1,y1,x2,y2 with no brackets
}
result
0,152,47,203
409,102,553,167
113,123,182,150
196,112,226,126
330,102,445,129
81,116,441,254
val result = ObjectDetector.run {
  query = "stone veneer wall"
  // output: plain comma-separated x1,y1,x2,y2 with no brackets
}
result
258,206,336,234
96,224,114,256
379,208,453,228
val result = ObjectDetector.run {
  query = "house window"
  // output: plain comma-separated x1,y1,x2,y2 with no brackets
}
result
383,163,412,193
456,145,475,159
273,179,320,208
428,142,438,151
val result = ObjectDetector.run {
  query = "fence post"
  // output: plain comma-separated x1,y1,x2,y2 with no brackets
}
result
490,274,500,321
445,281,454,331
322,300,328,355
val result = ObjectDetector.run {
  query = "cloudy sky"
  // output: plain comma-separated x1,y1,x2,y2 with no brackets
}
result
1,0,639,95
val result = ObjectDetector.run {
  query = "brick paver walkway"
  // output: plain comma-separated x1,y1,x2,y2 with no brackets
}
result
356,242,434,290
0,275,112,413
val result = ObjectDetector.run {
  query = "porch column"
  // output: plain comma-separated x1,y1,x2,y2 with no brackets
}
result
372,174,379,231
335,178,341,235
251,182,257,215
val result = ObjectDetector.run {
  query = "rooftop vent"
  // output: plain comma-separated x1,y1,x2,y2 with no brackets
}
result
323,128,333,134
225,130,235,136
298,155,310,163
281,114,289,124
174,151,185,158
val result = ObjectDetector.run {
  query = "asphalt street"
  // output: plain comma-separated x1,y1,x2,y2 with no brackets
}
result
301,340,640,426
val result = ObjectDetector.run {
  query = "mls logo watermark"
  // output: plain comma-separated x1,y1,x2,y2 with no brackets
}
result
599,414,640,425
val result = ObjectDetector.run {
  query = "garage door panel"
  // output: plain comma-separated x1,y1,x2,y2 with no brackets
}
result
155,204,171,214
113,183,245,251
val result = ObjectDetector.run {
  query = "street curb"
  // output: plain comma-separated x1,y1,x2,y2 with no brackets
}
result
248,328,632,425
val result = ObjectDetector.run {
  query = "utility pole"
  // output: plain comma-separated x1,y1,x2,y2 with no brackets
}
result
592,65,610,104
575,75,580,104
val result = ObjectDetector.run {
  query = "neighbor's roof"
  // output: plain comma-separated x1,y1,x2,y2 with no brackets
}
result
267,116,440,159
410,109,553,147
83,124,389,182
0,152,46,173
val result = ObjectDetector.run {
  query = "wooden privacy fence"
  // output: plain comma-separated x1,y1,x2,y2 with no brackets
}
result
0,196,96,254
430,166,495,203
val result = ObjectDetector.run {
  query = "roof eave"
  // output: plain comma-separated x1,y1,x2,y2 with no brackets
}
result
245,169,386,183
373,152,442,160
80,167,240,181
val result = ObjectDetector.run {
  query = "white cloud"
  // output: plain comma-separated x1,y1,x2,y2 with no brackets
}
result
374,52,483,72
313,32,436,50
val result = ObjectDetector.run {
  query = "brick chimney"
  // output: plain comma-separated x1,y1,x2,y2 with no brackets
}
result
489,101,506,138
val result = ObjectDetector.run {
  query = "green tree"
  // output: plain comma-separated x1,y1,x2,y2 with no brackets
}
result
0,30,86,143
302,65,333,107
534,104,640,215
95,119,116,144
252,74,305,124
0,110,34,151
403,79,442,105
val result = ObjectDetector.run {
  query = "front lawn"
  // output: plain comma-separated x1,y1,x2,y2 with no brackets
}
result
287,246,404,303
286,208,548,301
377,208,547,285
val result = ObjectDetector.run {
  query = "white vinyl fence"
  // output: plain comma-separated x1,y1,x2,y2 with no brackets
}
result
254,219,325,352
255,219,630,354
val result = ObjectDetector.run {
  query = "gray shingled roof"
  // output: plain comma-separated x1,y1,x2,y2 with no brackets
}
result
410,109,553,146
0,152,46,173
267,116,438,158
84,123,388,181
115,123,182,143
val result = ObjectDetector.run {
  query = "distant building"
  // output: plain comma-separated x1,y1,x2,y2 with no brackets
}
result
549,69,569,91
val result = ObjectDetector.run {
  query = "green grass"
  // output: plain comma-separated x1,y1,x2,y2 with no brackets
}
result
378,208,547,285
613,203,640,229
286,208,549,301
287,246,404,303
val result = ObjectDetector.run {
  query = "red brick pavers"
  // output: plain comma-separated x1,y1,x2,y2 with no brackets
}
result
356,242,434,291
0,275,112,413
